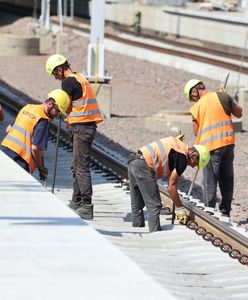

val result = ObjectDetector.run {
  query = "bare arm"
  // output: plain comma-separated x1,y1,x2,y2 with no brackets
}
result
31,145,44,170
167,169,183,208
231,102,242,118
6,124,12,134
0,104,4,121
192,119,199,137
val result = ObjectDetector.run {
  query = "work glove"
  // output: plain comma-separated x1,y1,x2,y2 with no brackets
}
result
176,207,189,225
38,166,48,181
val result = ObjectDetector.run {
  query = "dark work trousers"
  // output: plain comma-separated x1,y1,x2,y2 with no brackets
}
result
202,144,234,213
1,147,30,173
128,156,162,232
71,123,96,204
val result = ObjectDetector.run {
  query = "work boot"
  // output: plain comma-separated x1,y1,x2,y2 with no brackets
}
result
220,208,230,217
76,204,94,220
68,200,82,211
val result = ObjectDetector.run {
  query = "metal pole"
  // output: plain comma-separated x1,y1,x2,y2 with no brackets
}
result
33,0,38,20
58,0,63,33
39,0,45,28
223,73,230,89
51,116,62,193
63,0,67,18
44,0,51,31
186,168,199,200
87,0,105,79
70,0,74,19
41,155,47,188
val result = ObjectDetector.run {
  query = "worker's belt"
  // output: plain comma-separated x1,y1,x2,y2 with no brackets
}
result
137,150,145,160
128,151,145,164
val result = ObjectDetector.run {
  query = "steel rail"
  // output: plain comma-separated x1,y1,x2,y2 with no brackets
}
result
1,3,248,74
1,1,248,70
51,18,248,75
0,84,247,265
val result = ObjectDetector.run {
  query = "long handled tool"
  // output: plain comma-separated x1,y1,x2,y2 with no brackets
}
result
223,73,230,90
51,115,62,193
186,168,199,200
41,154,47,188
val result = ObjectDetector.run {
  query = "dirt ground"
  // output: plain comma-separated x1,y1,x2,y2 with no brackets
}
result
0,12,247,230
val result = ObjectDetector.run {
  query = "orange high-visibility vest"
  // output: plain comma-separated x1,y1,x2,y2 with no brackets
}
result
139,136,189,179
1,104,50,173
66,73,103,124
190,92,235,151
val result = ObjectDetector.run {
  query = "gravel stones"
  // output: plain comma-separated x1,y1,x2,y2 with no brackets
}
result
0,13,247,230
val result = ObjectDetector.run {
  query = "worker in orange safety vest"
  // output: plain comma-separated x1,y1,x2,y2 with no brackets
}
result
128,136,210,232
184,79,242,217
1,89,70,180
45,54,103,220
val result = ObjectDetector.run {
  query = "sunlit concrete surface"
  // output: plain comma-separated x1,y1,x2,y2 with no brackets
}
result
0,151,175,300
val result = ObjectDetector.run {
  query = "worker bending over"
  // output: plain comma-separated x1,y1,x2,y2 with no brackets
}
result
1,89,70,181
184,79,242,217
45,54,103,220
128,136,210,232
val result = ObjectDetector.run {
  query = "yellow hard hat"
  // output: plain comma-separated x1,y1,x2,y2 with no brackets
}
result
193,144,210,169
45,54,67,76
184,79,202,101
48,89,70,115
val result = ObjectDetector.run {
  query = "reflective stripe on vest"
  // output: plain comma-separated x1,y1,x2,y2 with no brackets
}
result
199,130,234,146
144,140,167,178
1,104,49,173
66,73,103,124
5,124,32,155
190,92,235,151
139,137,188,179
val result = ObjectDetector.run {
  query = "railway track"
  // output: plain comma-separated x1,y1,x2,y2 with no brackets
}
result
0,82,247,268
1,6,248,299
52,16,248,77
1,1,248,77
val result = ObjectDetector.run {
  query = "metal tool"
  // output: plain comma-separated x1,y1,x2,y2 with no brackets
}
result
41,155,47,188
223,73,230,89
51,115,62,193
186,168,199,200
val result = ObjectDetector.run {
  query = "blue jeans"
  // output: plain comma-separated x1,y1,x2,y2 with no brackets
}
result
128,155,162,232
71,123,96,204
203,144,234,213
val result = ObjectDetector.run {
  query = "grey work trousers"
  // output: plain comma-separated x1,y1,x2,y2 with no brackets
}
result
202,144,234,213
71,123,96,204
128,156,162,232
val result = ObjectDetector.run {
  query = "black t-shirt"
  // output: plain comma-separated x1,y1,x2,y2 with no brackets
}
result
216,92,234,116
62,76,82,100
168,149,187,176
192,91,234,123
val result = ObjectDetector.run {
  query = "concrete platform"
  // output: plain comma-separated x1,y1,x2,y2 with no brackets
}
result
0,151,175,300
144,110,243,134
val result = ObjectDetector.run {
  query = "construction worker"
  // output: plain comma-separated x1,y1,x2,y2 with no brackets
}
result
128,136,210,232
45,54,103,220
0,103,4,121
1,89,70,180
184,79,243,217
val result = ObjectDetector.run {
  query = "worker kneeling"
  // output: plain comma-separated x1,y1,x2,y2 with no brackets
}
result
128,136,210,232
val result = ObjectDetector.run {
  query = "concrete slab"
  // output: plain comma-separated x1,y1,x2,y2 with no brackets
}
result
144,109,243,134
0,151,175,300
